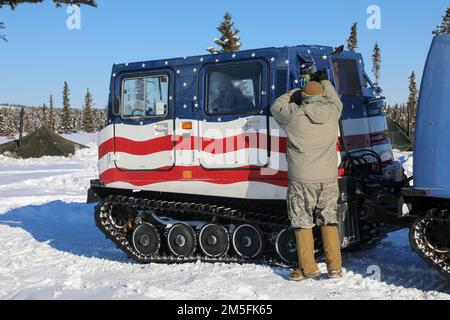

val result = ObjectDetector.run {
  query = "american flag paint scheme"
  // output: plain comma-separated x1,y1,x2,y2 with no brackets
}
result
89,43,411,265
97,44,394,200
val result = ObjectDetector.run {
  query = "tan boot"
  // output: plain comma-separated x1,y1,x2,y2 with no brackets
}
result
289,269,305,281
289,268,321,282
295,228,320,277
320,225,343,277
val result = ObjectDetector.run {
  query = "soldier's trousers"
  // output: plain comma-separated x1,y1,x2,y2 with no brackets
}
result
287,180,339,229
287,180,342,274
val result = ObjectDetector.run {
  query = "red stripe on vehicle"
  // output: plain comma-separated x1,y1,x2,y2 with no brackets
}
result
98,135,175,159
100,166,289,187
342,134,372,151
339,130,389,152
371,138,390,147
98,138,114,160
98,134,287,159
99,130,388,160
370,131,389,144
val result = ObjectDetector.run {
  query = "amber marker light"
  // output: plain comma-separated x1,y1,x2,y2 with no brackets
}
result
182,122,193,130
182,170,193,179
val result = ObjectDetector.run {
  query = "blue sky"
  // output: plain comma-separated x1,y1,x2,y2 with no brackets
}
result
0,0,448,108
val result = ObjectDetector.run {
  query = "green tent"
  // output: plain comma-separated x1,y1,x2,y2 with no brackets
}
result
387,118,413,151
0,127,87,158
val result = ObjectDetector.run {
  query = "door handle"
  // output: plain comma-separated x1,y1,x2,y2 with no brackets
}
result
154,123,168,132
244,119,260,128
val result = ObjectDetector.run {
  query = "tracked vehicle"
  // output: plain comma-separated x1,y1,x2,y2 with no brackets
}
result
402,35,450,281
88,44,410,265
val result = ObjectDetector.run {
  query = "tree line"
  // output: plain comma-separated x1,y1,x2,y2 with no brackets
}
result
204,11,429,141
382,71,418,140
0,81,106,137
345,6,448,140
206,7,446,141
1,4,448,140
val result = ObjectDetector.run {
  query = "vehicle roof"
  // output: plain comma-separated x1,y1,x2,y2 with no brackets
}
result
111,44,362,73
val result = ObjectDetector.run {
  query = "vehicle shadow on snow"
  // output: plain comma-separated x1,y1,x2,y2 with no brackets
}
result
339,234,450,294
1,202,449,293
0,201,128,262
270,232,450,293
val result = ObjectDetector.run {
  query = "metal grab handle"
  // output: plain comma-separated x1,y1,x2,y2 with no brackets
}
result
244,119,260,128
154,123,168,132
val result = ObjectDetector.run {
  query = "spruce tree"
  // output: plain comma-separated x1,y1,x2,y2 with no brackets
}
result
4,108,17,138
83,88,95,133
433,6,450,35
24,110,33,133
41,103,48,128
207,12,241,54
407,71,418,139
72,116,77,132
61,81,72,133
95,107,107,130
372,42,381,86
55,108,63,132
347,22,358,51
48,94,55,132
402,103,408,130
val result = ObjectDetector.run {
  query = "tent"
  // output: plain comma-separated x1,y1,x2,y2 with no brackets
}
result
386,118,413,151
0,127,87,158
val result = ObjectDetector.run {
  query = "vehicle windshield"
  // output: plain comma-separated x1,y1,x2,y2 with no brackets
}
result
122,75,168,118
332,58,363,96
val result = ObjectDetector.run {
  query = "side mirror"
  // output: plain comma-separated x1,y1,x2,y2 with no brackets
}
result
112,93,120,115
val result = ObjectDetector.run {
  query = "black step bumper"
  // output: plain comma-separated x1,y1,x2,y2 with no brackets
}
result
86,180,105,203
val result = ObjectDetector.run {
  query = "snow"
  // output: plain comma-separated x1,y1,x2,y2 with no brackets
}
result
393,149,413,177
0,136,449,300
61,132,98,146
0,136,13,145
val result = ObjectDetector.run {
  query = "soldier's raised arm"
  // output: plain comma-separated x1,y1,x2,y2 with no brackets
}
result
321,80,343,113
270,89,305,129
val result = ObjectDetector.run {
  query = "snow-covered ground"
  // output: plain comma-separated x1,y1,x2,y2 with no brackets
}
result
0,136,448,300
393,149,413,178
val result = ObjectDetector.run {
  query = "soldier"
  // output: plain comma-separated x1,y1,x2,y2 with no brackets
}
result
270,71,344,281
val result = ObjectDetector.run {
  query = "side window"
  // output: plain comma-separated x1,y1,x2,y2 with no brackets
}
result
332,59,363,96
122,75,169,118
206,64,261,115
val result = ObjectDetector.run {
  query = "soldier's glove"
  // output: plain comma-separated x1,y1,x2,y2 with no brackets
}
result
289,89,303,105
313,70,329,82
